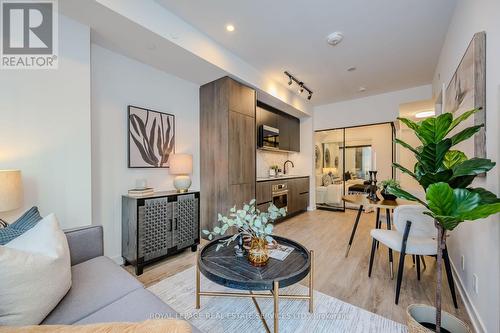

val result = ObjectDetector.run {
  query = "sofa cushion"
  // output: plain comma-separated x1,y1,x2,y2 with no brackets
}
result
74,289,202,333
0,319,192,333
42,256,142,325
0,214,71,326
0,207,42,245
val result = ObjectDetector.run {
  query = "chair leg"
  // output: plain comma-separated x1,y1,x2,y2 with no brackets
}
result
368,237,377,277
395,251,406,304
395,220,412,305
421,256,427,270
386,209,394,279
375,208,380,250
443,247,458,309
412,255,416,266
416,255,421,281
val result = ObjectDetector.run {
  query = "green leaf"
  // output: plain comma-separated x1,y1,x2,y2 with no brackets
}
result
416,169,453,190
417,113,452,144
450,125,483,147
416,139,452,172
448,109,480,134
469,188,500,204
394,138,420,155
398,117,421,133
452,188,481,216
202,230,210,235
452,158,496,177
448,175,475,189
213,226,221,234
460,203,500,221
425,182,500,230
393,162,417,180
443,151,467,169
386,186,427,207
426,183,454,216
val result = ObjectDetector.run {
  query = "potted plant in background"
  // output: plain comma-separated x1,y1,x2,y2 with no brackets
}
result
203,199,286,266
388,108,500,333
379,179,400,200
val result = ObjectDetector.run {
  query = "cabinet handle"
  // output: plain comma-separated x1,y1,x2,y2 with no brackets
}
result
169,218,173,232
174,218,178,230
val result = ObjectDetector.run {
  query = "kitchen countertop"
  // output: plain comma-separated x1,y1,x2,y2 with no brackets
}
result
256,175,309,182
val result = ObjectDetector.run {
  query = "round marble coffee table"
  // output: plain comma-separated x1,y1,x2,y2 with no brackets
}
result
195,235,314,333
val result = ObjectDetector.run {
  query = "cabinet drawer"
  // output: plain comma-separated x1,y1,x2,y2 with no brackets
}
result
256,182,272,204
296,177,309,194
298,192,309,211
256,202,271,213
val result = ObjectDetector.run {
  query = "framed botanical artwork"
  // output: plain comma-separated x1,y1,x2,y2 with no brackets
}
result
444,31,486,159
128,105,175,168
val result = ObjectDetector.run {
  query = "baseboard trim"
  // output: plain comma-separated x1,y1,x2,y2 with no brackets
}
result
111,255,124,265
449,260,486,333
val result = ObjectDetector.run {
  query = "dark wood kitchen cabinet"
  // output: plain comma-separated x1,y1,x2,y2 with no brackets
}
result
200,77,256,232
287,177,310,214
256,103,300,152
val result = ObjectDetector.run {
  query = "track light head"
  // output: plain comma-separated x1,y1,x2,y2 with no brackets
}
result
298,82,304,94
307,92,313,100
288,77,292,85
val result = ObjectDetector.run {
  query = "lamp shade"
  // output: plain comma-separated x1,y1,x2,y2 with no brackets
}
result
0,170,22,212
169,154,193,175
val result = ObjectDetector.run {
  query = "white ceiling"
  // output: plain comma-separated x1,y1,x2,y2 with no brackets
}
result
156,0,457,106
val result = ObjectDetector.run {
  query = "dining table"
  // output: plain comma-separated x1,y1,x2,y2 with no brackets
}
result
342,193,416,279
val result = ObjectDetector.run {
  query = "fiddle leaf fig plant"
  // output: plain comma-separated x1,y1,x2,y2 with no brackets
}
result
388,108,500,332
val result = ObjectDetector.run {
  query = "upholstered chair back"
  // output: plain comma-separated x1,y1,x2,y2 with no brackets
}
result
393,205,437,238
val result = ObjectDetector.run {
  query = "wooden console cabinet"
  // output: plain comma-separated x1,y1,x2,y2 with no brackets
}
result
122,191,200,275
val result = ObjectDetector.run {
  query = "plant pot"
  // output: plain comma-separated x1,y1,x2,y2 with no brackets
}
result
407,304,471,333
248,237,269,267
381,186,397,200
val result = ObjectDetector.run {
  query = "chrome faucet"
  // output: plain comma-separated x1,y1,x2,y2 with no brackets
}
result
283,160,294,174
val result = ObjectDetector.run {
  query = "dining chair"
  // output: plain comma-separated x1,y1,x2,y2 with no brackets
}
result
368,205,458,308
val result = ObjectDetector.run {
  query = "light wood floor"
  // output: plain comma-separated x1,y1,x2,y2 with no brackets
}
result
125,209,471,327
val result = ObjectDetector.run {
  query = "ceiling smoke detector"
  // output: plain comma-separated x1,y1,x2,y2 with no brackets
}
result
326,32,344,46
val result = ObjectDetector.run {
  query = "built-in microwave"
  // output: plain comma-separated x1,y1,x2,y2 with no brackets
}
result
258,125,280,150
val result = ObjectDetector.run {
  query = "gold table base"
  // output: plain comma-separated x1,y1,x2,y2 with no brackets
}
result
195,250,314,333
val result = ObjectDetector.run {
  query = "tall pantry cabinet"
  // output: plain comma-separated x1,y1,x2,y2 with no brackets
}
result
200,77,256,231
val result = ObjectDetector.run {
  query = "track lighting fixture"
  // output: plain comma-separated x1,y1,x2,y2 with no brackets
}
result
284,71,313,101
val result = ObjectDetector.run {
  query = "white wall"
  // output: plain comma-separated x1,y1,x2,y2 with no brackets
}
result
0,16,91,228
91,45,200,261
432,1,500,331
314,85,432,130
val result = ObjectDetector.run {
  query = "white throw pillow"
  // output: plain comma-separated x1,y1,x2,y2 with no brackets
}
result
0,213,72,325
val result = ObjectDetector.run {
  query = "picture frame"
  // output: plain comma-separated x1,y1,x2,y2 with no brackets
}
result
444,31,486,159
128,105,175,168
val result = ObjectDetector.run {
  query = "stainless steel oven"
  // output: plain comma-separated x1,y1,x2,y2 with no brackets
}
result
272,183,288,212
258,125,280,150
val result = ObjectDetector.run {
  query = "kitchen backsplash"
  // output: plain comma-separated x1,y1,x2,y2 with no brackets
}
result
256,150,297,178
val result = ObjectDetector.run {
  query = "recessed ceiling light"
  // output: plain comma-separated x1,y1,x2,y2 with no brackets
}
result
226,24,235,32
358,87,366,92
326,32,344,46
347,66,357,72
415,110,435,118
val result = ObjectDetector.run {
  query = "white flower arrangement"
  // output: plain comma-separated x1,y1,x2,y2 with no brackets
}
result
202,199,286,251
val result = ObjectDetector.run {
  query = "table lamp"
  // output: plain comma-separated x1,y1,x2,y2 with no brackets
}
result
0,170,22,225
169,154,193,193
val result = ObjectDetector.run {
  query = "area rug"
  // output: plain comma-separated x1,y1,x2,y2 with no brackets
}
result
148,267,407,333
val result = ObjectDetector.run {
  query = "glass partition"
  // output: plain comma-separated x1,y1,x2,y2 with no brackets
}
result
315,123,394,211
